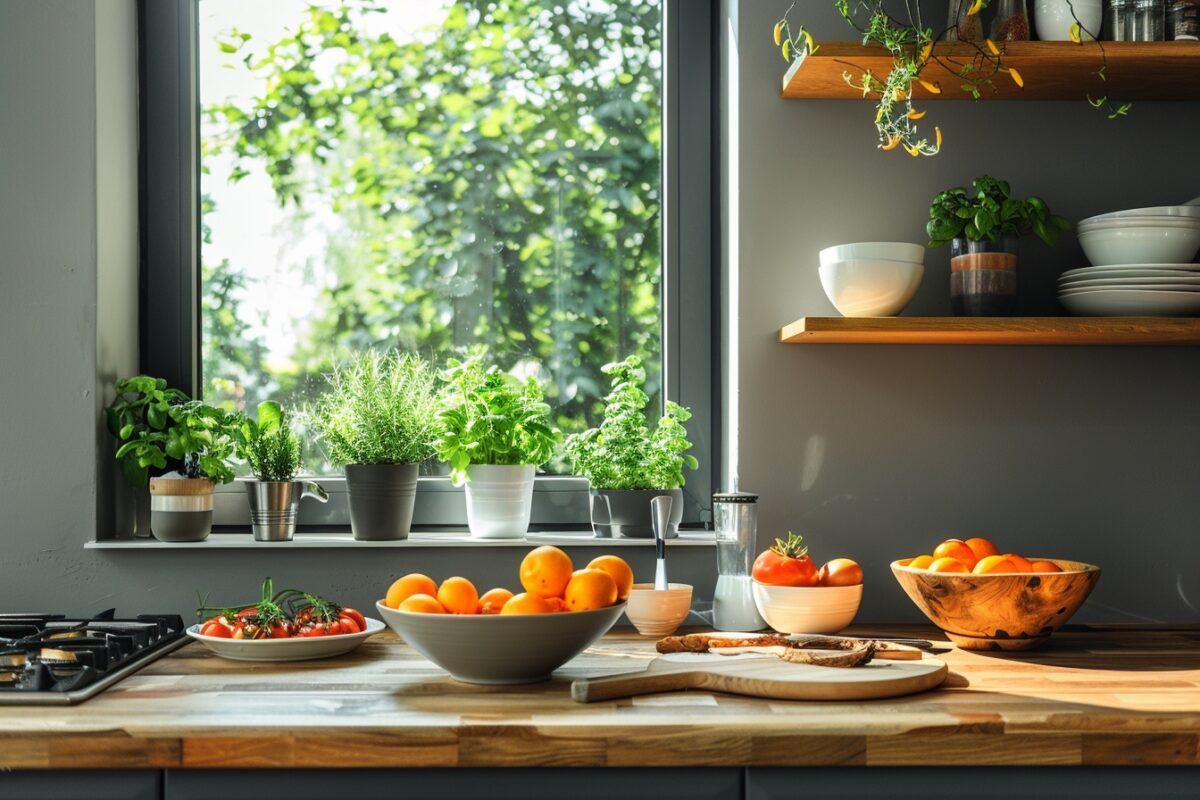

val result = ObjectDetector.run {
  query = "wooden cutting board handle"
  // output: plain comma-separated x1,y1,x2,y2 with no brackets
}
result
571,661,715,703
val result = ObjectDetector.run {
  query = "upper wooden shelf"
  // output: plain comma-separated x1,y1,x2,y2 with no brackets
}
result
779,317,1200,345
782,41,1200,100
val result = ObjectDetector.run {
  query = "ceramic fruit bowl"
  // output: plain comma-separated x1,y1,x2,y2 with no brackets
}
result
375,600,625,684
625,583,692,636
751,581,862,635
891,559,1100,651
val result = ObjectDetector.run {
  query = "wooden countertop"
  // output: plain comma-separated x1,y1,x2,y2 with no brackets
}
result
3,625,1199,769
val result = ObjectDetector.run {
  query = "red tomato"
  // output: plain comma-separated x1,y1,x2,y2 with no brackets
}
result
340,607,366,631
818,558,864,587
295,625,323,638
235,607,258,620
200,621,232,638
324,620,345,636
336,615,360,634
752,532,819,587
266,621,291,639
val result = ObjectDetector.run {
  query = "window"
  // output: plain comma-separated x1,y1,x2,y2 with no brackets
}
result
140,0,715,527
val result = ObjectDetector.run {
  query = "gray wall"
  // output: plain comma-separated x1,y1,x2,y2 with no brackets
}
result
724,0,1200,622
0,1,1196,625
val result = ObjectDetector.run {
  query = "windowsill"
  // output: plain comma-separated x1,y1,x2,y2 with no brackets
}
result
85,530,716,549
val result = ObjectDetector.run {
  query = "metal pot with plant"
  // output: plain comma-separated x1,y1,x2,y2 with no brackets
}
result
307,351,439,541
563,356,698,539
107,376,239,542
927,175,1071,316
236,401,328,542
433,356,560,540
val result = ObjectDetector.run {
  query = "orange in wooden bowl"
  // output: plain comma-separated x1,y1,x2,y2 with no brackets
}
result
890,559,1100,651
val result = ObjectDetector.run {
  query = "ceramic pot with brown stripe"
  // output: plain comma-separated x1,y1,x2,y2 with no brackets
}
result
950,236,1018,316
149,477,214,542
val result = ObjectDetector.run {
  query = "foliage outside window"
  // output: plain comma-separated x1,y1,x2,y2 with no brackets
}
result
199,0,665,474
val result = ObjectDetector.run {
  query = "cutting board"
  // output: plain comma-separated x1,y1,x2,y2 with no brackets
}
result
571,651,948,703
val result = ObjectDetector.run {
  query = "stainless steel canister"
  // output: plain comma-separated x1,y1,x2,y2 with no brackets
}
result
246,480,329,542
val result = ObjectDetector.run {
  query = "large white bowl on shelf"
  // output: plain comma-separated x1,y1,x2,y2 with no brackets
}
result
1080,206,1200,226
751,581,863,635
818,259,924,317
1078,226,1200,267
818,242,926,268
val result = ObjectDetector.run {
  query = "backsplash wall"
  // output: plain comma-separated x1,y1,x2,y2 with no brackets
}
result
725,0,1200,622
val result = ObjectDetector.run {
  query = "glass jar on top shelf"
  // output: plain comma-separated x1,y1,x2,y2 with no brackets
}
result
944,0,984,41
992,0,1031,40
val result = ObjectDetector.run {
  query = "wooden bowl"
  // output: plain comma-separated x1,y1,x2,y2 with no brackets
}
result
890,559,1101,651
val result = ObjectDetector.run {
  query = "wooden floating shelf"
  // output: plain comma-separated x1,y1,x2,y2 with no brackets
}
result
779,317,1200,345
782,41,1200,100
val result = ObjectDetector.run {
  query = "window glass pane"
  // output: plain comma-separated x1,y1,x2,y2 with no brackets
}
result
199,0,663,473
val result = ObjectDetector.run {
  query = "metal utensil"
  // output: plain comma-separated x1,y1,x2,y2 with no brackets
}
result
651,495,672,590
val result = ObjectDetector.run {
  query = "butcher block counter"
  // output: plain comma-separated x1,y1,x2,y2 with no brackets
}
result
3,625,1200,771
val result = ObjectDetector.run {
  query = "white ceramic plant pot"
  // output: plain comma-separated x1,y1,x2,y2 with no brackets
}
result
464,464,536,539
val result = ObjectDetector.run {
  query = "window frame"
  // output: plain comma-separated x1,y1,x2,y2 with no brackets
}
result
138,0,718,529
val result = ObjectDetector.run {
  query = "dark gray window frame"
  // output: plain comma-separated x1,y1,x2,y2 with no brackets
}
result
138,0,719,529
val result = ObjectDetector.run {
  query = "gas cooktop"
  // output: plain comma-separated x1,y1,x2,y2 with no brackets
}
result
0,610,189,705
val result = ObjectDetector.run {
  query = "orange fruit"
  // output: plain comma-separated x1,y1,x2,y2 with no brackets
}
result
818,558,863,587
500,592,554,615
964,537,999,561
587,555,634,601
929,557,969,573
386,573,438,609
478,587,514,614
972,554,1017,574
545,596,568,613
519,546,574,598
1030,560,1062,573
933,539,978,569
398,593,445,614
907,554,934,570
437,576,479,614
1002,553,1033,573
563,568,618,611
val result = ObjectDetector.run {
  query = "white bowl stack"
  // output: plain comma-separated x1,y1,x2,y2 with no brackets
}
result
1060,205,1200,316
818,242,925,317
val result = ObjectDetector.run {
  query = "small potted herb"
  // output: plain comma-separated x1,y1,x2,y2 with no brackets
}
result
433,357,560,539
237,401,328,542
108,376,239,542
927,175,1071,316
307,351,439,541
563,356,698,539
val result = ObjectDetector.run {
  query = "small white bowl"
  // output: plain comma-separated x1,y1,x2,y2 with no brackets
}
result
819,259,924,317
1078,226,1200,267
751,581,863,635
819,242,926,268
625,583,693,637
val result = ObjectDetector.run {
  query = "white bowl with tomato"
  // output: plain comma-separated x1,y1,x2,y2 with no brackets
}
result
188,578,382,662
751,533,864,635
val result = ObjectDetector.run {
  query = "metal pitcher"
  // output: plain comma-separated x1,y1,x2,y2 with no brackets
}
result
245,480,329,542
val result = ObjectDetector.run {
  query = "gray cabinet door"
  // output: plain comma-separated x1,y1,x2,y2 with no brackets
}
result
0,770,160,800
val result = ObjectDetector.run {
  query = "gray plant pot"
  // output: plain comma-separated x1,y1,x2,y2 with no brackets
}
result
589,488,683,539
345,463,419,541
149,477,214,543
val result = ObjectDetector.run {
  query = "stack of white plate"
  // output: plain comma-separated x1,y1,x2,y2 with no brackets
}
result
1058,263,1200,316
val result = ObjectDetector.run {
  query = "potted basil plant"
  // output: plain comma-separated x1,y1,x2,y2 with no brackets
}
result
236,401,328,542
308,351,439,541
927,174,1071,316
433,357,560,539
108,376,238,542
563,356,698,539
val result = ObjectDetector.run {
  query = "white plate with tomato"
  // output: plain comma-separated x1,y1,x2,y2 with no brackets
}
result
188,578,382,662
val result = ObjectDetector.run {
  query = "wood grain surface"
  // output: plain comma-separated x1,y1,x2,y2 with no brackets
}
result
778,317,1200,345
781,41,1200,100
3,626,1200,769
